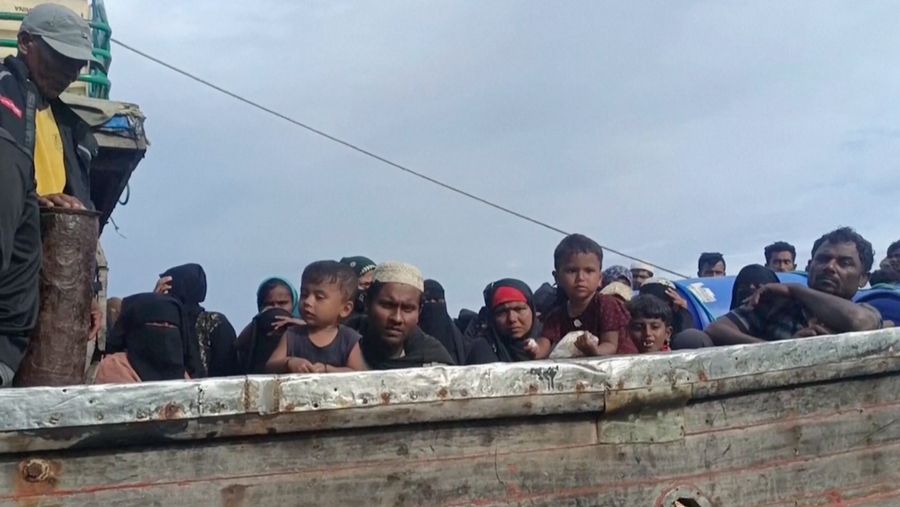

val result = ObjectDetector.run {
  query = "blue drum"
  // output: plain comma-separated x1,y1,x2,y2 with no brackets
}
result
667,272,891,329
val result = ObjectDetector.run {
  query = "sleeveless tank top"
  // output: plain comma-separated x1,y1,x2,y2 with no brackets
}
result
286,324,360,367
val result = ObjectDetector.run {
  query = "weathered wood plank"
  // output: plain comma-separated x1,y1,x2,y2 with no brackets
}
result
5,371,900,506
1,329,899,454
683,372,900,434
3,329,900,505
5,436,900,507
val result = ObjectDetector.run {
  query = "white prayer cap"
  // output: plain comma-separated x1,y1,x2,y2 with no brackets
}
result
630,262,655,274
373,262,424,292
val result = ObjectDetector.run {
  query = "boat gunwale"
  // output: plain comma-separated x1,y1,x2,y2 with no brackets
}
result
0,327,897,453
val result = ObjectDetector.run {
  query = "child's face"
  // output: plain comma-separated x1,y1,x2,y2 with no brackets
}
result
554,253,603,303
629,317,672,353
299,281,353,328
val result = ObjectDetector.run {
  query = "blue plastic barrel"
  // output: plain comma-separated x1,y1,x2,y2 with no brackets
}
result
670,272,811,329
854,286,900,325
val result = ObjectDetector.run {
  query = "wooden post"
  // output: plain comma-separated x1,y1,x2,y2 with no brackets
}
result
15,208,99,387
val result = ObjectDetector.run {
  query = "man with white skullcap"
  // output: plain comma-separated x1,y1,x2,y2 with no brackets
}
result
630,262,654,290
347,262,455,370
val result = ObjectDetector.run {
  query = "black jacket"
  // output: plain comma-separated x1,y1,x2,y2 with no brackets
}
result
0,55,96,208
0,127,40,370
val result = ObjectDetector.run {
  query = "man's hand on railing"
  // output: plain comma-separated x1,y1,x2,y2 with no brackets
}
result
37,193,86,210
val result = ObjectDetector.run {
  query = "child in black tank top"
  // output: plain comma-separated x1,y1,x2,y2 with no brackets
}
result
266,261,364,373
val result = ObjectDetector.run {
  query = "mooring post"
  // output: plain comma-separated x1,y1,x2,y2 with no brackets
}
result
15,208,99,387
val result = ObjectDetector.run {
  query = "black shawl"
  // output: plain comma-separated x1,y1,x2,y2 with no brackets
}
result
236,307,291,375
478,278,542,363
114,293,187,382
358,317,455,370
160,263,208,377
731,264,780,310
418,280,468,365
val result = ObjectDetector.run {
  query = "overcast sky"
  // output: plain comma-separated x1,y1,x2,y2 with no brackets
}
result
101,1,900,326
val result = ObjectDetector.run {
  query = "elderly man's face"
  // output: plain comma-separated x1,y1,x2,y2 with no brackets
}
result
19,33,84,100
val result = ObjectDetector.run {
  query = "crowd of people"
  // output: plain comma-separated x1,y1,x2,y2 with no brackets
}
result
1,5,899,387
83,227,897,383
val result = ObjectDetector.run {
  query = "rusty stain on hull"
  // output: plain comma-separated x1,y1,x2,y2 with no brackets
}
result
0,329,898,505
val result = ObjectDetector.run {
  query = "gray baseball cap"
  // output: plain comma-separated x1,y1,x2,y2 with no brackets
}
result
19,3,96,63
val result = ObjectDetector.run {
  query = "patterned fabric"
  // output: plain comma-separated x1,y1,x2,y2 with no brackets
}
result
195,311,237,376
725,301,881,341
195,312,219,372
602,265,633,288
542,293,636,354
725,302,810,342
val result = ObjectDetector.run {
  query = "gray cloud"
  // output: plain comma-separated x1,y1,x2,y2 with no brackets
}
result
103,1,900,325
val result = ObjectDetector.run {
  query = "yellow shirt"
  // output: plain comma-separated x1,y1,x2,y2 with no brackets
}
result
34,106,66,196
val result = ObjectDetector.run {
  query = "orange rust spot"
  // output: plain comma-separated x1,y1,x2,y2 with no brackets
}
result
522,401,533,409
381,392,391,404
697,370,709,382
222,483,247,507
575,381,586,394
824,489,844,503
505,482,524,496
616,378,626,390
282,403,296,412
507,464,520,475
437,387,449,399
527,384,539,395
14,458,60,498
241,379,254,412
161,402,183,420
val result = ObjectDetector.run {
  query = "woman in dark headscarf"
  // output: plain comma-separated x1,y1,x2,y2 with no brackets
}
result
156,263,237,378
234,277,303,372
418,279,468,365
468,279,545,363
256,277,299,316
731,264,780,310
234,307,293,375
455,309,478,334
95,293,189,383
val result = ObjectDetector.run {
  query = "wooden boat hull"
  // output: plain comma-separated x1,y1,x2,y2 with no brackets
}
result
1,329,899,506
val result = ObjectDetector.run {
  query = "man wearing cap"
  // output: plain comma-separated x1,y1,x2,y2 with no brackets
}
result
347,262,454,370
0,3,99,210
340,256,377,290
340,256,377,324
630,262,654,290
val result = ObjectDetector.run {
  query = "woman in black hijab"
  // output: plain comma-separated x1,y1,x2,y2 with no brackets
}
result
469,279,544,363
234,307,292,375
731,264,780,310
157,263,237,377
95,293,189,383
418,280,468,365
